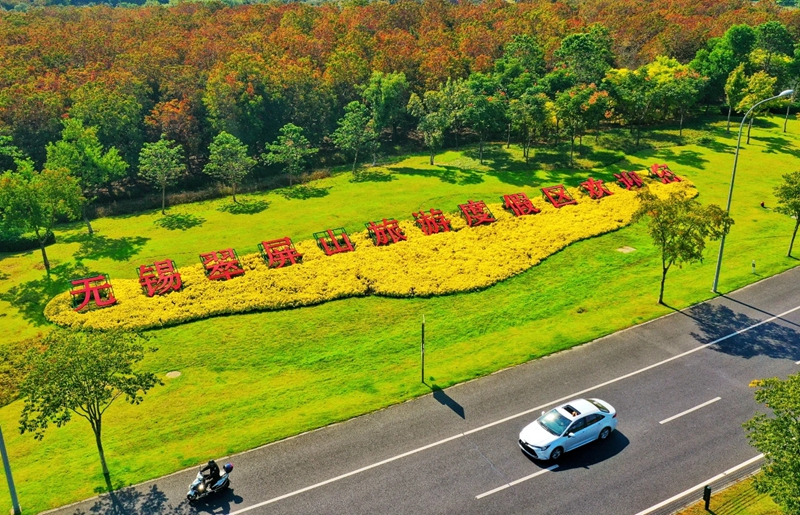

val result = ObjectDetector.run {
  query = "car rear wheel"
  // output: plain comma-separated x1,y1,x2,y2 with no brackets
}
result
549,447,563,460
598,427,611,440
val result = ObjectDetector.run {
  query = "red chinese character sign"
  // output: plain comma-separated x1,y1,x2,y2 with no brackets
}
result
315,228,355,256
580,178,613,200
70,275,117,311
650,163,682,183
259,238,302,268
200,248,245,281
137,260,182,297
541,185,577,208
366,219,407,246
413,209,451,235
614,171,644,190
502,193,540,216
459,200,496,227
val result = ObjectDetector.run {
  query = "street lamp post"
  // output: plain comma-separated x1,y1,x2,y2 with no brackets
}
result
711,89,794,293
0,425,21,515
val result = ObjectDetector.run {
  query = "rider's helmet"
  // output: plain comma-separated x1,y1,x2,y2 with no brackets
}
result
224,463,233,473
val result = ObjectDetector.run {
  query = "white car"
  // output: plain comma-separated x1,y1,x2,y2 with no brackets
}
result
518,398,617,461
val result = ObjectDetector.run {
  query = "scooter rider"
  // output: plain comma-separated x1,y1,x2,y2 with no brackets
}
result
200,460,220,487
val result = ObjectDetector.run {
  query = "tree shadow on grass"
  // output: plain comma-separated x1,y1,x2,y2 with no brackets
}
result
279,185,331,200
61,234,150,262
153,214,206,231
638,147,709,170
352,169,396,182
218,200,270,215
392,165,484,185
685,303,800,360
71,483,244,515
0,261,96,326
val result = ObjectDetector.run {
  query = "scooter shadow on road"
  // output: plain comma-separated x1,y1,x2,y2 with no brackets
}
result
521,430,630,472
69,484,243,515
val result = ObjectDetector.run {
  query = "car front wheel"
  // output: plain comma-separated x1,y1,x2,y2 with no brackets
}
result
549,447,563,460
598,427,611,440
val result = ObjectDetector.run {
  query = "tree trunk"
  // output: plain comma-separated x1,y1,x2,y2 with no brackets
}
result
92,418,112,491
371,151,377,166
727,105,732,132
352,149,359,174
454,128,458,150
82,204,94,236
479,137,484,164
579,133,583,152
659,265,667,305
430,150,434,166
784,100,792,133
746,117,753,145
232,181,238,202
679,110,684,137
506,122,511,148
34,228,50,273
161,183,166,215
635,125,641,148
569,133,574,166
789,219,800,257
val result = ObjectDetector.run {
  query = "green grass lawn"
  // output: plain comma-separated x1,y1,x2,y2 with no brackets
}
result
1,116,800,513
677,475,782,515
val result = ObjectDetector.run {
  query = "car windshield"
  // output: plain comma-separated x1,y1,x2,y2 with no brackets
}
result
538,409,570,436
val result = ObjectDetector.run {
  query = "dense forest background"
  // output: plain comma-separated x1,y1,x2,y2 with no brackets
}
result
0,0,798,215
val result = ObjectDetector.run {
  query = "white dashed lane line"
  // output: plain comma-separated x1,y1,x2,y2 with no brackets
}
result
659,397,722,425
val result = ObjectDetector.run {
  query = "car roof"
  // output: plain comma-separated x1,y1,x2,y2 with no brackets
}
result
556,398,599,419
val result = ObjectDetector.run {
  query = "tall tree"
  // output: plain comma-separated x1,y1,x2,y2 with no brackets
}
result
44,119,127,236
773,170,800,257
555,85,592,166
407,90,452,166
509,90,550,164
737,71,778,144
361,71,410,142
744,372,800,514
755,21,794,75
554,24,615,85
204,132,256,202
137,137,186,215
463,73,506,164
263,123,319,186
725,64,749,132
0,163,83,273
331,101,378,176
724,24,757,63
19,330,160,491
634,189,733,304
605,67,657,148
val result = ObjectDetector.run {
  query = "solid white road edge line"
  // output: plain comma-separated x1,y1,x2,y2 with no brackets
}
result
659,397,722,425
633,454,764,515
475,465,558,500
228,304,800,515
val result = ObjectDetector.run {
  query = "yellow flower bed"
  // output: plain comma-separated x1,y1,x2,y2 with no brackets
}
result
45,179,694,330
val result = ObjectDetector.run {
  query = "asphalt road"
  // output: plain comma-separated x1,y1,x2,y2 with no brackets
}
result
48,268,800,515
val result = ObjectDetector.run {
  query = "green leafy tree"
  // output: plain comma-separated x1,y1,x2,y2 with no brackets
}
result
361,71,409,142
137,136,185,215
604,67,657,148
45,118,128,235
664,70,705,136
755,21,794,75
783,47,800,133
634,189,733,304
773,170,800,257
555,84,606,165
0,163,83,272
463,73,506,164
737,71,778,144
204,131,256,202
690,38,737,107
744,373,800,514
407,90,452,166
439,78,471,149
725,64,749,132
554,24,615,85
725,24,757,63
19,329,160,490
331,101,377,176
263,123,319,186
509,90,550,164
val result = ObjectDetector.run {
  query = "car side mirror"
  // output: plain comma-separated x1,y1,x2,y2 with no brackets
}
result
567,432,574,438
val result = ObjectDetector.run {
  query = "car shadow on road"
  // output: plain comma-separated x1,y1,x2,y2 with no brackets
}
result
522,430,630,471
69,484,243,515
685,302,800,361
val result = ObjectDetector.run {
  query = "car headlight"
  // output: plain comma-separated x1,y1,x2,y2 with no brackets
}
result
531,444,550,451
